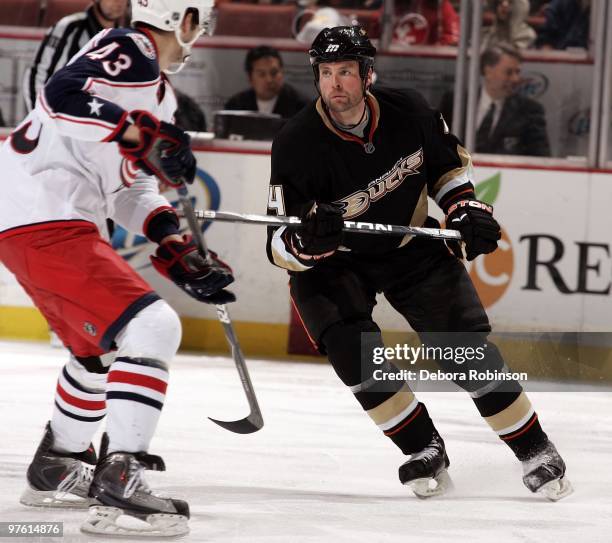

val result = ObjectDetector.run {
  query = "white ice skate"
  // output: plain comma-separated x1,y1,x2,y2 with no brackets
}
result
522,440,573,501
407,468,454,499
399,430,454,499
82,505,189,537
20,422,96,509
20,465,95,509
81,450,189,537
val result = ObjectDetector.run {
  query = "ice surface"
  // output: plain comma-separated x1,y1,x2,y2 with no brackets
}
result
1,340,611,542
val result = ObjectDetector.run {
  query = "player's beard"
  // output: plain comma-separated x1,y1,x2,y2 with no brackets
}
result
322,92,364,116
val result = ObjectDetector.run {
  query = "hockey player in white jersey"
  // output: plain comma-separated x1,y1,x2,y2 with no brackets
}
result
0,0,226,537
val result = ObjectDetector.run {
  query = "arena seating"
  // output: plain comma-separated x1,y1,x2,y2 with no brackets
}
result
297,8,382,39
215,3,298,39
482,10,546,31
41,0,90,27
0,0,43,27
0,0,540,40
215,3,382,40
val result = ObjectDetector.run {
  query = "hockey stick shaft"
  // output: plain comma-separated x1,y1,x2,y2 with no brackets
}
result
185,210,462,241
176,186,263,434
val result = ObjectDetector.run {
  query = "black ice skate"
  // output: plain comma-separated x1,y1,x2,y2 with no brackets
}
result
522,440,573,501
81,442,189,537
398,430,453,499
20,422,97,508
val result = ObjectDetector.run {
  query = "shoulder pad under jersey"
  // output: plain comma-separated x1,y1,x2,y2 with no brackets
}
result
66,27,160,84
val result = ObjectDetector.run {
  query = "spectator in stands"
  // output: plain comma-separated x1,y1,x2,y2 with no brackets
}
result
23,0,129,112
535,0,590,50
441,44,550,156
224,46,308,119
392,0,459,46
482,0,536,50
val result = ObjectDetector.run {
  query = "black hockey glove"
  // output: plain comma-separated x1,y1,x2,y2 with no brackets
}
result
119,110,196,188
150,235,235,304
287,201,344,262
446,199,501,261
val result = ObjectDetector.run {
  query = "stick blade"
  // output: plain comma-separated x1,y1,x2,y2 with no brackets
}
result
208,415,264,434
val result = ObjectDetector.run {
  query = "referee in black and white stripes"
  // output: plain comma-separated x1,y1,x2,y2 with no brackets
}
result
23,0,128,112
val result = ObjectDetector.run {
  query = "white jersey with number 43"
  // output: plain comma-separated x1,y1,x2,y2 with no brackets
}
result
0,28,177,240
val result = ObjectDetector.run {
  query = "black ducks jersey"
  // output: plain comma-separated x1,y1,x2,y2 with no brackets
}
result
266,86,474,271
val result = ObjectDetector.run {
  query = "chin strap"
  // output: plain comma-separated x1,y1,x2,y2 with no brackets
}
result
164,54,190,75
165,13,209,74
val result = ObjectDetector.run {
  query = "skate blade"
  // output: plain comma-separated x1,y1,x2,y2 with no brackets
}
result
539,476,574,502
406,469,454,499
20,486,93,509
81,505,189,537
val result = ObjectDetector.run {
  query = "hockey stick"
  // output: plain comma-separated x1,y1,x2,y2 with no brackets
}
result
183,210,463,240
176,185,264,434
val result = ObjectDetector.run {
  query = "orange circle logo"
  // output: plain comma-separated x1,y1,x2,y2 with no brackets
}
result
467,227,514,307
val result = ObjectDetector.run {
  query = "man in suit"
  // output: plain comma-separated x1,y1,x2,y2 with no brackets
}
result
224,45,309,119
441,43,551,157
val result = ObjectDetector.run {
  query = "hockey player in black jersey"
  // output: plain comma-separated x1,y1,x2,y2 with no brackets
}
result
266,26,572,501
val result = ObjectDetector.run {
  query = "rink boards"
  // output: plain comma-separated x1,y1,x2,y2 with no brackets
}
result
1,145,612,358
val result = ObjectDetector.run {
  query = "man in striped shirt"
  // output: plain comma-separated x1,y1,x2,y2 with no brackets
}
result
23,0,129,112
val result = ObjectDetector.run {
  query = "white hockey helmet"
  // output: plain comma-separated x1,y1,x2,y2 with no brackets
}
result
131,0,215,34
131,0,215,72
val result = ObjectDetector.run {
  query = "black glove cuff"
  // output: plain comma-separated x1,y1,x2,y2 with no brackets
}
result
144,208,180,244
439,185,476,214
446,199,494,218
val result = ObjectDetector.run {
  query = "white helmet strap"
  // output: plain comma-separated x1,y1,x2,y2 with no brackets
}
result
164,12,206,74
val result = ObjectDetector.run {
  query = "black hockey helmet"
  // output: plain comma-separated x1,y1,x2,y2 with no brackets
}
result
309,26,376,82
